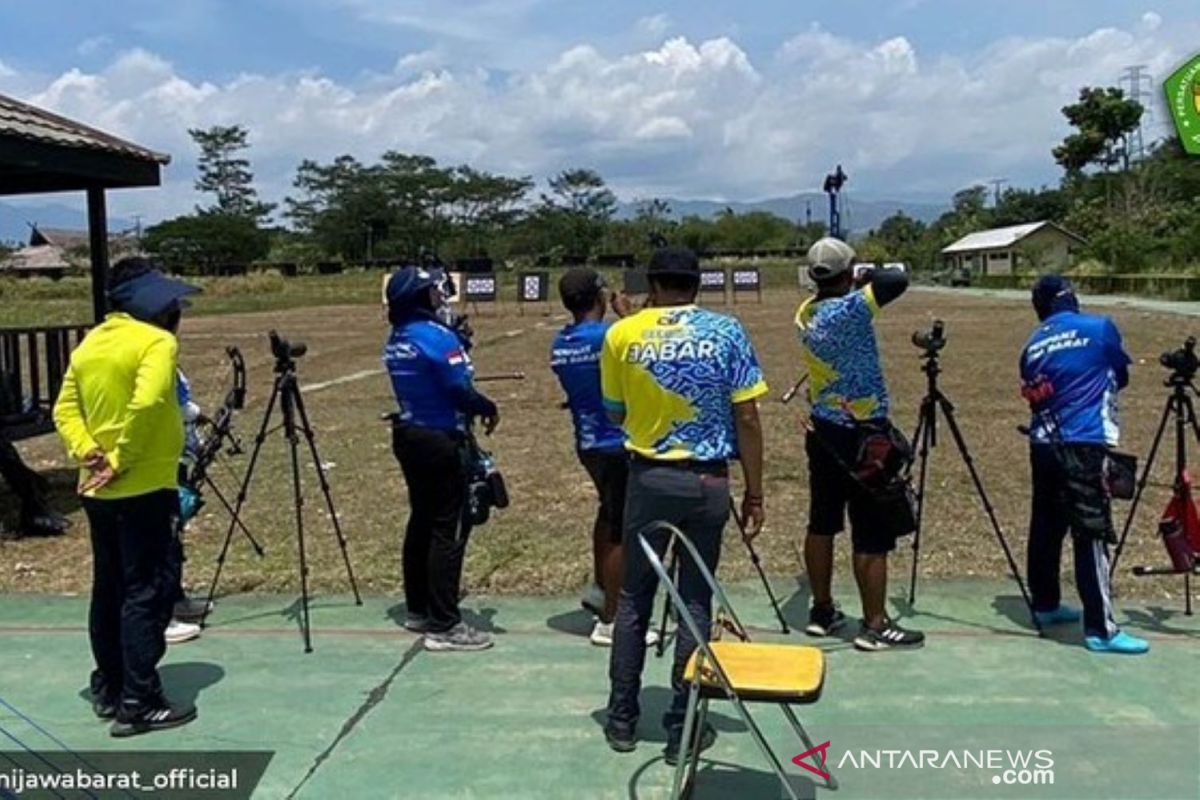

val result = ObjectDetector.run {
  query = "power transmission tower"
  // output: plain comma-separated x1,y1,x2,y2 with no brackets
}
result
987,178,1008,208
1120,65,1152,163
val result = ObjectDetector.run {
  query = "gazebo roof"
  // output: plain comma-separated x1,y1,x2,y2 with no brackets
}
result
0,92,169,195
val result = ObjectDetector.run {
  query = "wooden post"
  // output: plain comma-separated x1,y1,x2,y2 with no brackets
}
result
87,187,109,323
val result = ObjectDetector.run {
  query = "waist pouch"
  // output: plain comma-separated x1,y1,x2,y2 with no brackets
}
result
1104,450,1137,501
813,419,918,536
1056,445,1118,544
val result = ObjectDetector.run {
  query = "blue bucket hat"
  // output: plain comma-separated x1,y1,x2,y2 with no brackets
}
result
107,266,200,322
1031,274,1079,321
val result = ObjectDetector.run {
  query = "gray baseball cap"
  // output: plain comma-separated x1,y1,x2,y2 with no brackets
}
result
806,237,857,283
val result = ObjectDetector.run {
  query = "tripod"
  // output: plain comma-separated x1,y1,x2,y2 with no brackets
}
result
203,333,362,652
906,326,1042,634
1110,368,1200,612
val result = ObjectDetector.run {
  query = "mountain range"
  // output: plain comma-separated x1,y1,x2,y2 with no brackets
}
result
1,192,949,246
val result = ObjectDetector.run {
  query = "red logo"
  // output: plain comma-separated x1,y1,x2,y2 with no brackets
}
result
793,741,832,780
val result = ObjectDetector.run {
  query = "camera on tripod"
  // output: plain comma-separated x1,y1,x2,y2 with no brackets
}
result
269,330,308,370
1160,337,1198,380
912,320,947,356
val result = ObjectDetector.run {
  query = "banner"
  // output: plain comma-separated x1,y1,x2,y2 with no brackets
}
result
699,268,728,296
1165,52,1200,155
464,273,498,303
731,267,762,303
517,271,549,303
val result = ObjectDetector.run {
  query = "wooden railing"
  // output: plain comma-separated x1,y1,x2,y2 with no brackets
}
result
0,325,89,440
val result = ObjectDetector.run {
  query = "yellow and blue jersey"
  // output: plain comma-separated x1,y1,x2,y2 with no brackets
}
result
600,305,767,461
795,285,888,426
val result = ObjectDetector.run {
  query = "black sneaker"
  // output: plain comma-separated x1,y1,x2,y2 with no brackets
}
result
423,623,493,652
92,695,118,721
854,620,925,652
403,614,431,634
605,720,637,753
805,604,847,637
664,723,717,766
110,701,197,738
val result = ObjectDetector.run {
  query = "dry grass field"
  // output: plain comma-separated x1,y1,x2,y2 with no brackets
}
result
2,282,1196,608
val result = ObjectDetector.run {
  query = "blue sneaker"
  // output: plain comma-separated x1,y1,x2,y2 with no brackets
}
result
1084,631,1149,655
1034,605,1082,627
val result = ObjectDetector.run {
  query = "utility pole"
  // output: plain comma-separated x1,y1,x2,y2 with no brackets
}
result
1120,65,1152,163
987,178,1008,208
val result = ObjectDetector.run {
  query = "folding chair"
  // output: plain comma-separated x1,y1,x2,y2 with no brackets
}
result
639,524,833,800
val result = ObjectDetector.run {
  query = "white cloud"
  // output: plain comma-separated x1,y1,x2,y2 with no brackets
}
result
635,13,672,40
5,18,1195,223
1141,11,1163,32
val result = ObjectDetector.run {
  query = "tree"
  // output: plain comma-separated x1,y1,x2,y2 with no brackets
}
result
143,213,270,274
538,169,617,255
189,125,275,222
1052,87,1143,175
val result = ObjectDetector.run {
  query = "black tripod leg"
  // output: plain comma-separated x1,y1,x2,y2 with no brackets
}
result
908,400,934,606
281,383,314,653
1111,399,1172,577
937,398,1043,635
202,378,281,627
202,476,265,556
727,498,789,634
291,383,363,606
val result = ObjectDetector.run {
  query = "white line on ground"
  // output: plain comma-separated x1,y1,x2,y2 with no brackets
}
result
302,368,385,393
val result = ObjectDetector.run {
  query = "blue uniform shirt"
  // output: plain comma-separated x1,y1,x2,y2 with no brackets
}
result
551,320,626,452
1020,310,1131,447
384,318,477,432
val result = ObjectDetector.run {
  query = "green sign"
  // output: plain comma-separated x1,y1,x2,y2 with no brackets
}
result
1165,51,1200,154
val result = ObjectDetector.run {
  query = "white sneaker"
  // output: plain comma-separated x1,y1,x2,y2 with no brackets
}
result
165,620,201,645
590,621,614,647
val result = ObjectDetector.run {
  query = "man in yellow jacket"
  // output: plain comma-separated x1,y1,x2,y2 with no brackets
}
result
54,257,200,738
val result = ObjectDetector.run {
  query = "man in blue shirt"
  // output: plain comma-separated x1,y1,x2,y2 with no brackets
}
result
796,238,923,652
384,266,499,653
1020,275,1148,654
550,268,630,647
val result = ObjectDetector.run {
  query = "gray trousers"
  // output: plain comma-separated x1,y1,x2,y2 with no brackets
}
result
606,459,730,731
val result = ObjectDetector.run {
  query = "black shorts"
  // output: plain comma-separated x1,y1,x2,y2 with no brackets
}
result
578,449,630,543
805,421,905,555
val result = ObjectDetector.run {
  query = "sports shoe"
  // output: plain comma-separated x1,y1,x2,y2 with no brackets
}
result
580,583,606,617
110,701,197,738
1085,630,1149,655
604,720,637,753
664,722,717,766
424,623,493,652
165,620,201,645
590,621,614,647
1034,605,1081,627
854,620,925,651
172,597,213,623
806,604,847,637
403,614,431,634
92,695,118,721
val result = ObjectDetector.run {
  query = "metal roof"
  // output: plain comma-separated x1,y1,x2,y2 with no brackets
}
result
941,222,1052,254
0,92,169,165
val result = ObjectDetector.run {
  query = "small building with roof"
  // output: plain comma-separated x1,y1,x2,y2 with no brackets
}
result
941,221,1087,277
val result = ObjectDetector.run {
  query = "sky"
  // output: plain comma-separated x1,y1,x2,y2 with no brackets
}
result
1,0,1199,224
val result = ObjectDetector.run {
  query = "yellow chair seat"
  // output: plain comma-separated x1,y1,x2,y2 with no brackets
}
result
683,641,825,704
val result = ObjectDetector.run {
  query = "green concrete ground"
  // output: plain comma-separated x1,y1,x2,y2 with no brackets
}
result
2,579,1199,799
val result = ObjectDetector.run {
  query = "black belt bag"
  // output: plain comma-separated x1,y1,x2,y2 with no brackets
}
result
812,419,918,536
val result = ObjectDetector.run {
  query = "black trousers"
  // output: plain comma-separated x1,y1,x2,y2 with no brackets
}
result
1028,444,1118,639
392,424,471,633
82,490,178,709
607,460,729,731
0,431,49,522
